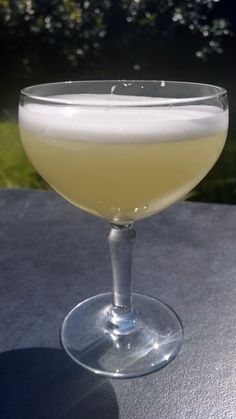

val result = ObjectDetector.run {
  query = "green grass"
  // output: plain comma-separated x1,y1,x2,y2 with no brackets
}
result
192,139,236,204
0,121,47,189
0,120,235,204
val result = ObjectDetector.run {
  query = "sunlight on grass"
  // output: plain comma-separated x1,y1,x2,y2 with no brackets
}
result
0,121,47,189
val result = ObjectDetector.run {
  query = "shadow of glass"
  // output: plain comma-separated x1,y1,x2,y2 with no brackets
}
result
0,347,119,419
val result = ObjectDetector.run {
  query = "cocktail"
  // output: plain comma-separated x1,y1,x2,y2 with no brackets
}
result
19,81,228,377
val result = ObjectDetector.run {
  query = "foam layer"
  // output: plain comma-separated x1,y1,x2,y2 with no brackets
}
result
19,94,228,143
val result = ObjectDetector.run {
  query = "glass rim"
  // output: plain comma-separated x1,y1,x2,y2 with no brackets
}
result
20,80,227,107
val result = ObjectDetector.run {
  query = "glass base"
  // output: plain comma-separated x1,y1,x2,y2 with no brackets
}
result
60,293,183,378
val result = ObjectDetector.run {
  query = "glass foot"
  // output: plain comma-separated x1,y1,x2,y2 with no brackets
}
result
60,293,183,378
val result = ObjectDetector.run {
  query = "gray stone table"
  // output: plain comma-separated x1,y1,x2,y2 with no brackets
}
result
0,189,236,419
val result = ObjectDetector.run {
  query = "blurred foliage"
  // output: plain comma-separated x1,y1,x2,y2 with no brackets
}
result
190,139,236,204
0,0,110,79
0,121,46,188
0,0,233,80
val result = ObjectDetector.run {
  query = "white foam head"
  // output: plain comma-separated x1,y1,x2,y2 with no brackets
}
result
19,94,228,143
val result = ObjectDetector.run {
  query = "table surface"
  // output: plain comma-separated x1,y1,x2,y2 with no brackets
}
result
0,189,236,419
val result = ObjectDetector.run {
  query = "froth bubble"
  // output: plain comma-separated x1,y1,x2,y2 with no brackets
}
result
19,93,228,144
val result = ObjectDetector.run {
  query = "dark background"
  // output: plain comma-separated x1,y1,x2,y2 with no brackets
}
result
0,0,235,202
1,0,235,115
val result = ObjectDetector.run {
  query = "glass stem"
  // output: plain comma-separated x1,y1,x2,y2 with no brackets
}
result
107,223,137,334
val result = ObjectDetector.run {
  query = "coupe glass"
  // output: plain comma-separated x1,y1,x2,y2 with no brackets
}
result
19,81,228,378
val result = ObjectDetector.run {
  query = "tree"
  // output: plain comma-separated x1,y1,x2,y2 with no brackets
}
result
0,0,234,112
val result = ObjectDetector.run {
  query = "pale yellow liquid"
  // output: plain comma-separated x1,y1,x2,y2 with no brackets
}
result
20,129,226,224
